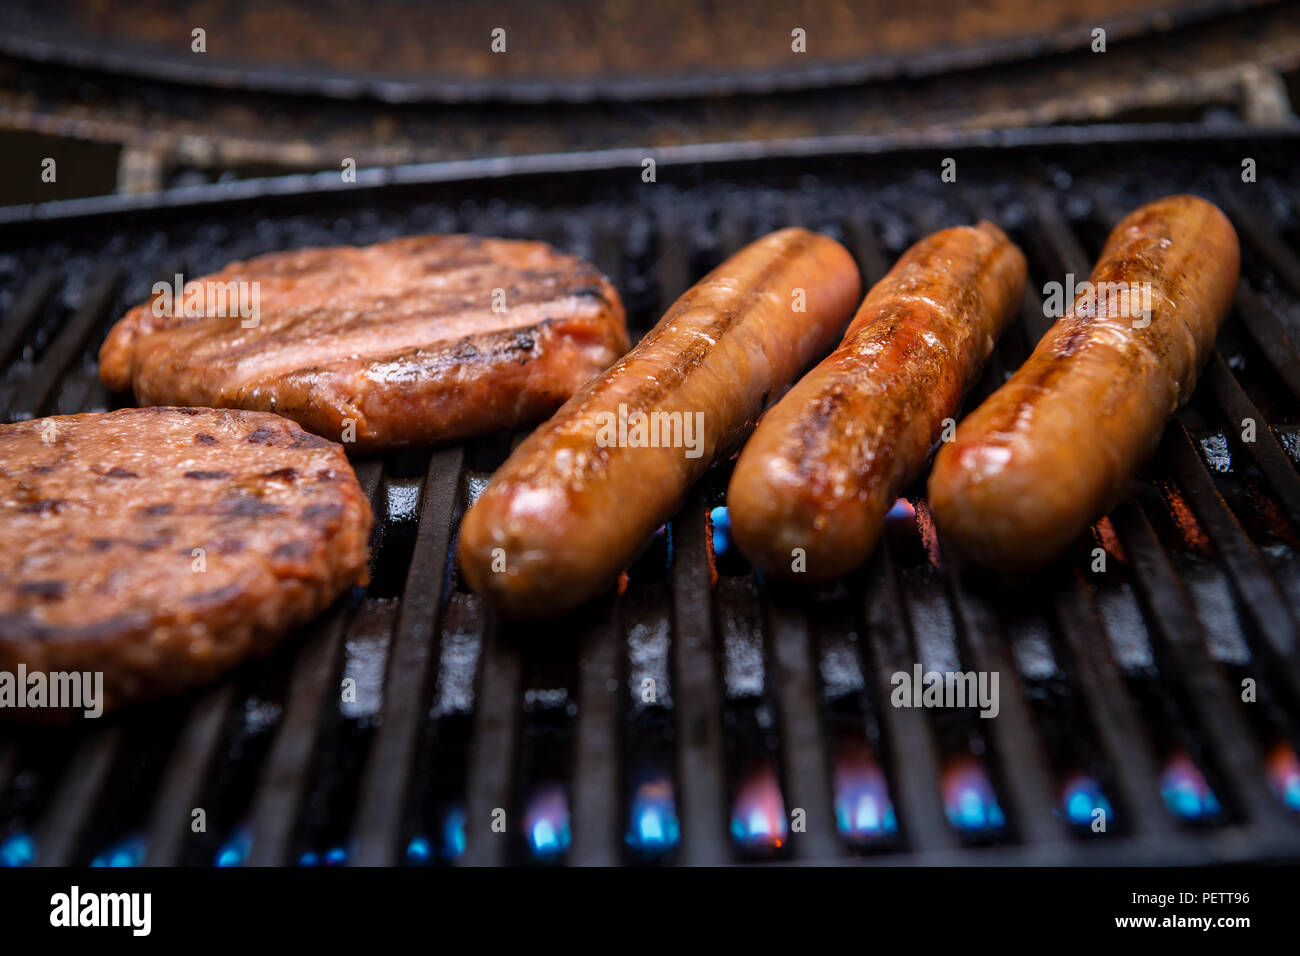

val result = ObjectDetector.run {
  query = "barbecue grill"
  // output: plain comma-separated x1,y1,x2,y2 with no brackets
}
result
1,125,1299,867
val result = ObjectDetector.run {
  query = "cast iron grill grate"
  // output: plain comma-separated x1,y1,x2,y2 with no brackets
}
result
1,127,1299,866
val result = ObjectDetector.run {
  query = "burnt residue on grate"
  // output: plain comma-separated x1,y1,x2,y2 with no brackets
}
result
1,130,1299,866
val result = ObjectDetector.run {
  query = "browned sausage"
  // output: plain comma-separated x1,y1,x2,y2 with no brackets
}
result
458,228,861,618
928,195,1239,571
727,222,1026,582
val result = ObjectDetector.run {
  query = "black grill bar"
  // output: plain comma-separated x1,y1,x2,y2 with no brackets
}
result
567,602,620,866
244,459,384,866
1163,424,1300,698
8,266,119,421
459,617,519,866
1053,572,1174,839
942,562,1061,845
1113,502,1287,829
1231,286,1300,401
861,547,959,853
1202,352,1300,525
143,685,234,866
769,600,840,861
33,727,122,866
353,447,463,866
0,271,56,374
671,491,730,865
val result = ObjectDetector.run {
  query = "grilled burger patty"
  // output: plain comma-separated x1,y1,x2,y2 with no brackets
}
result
99,235,629,451
0,407,372,717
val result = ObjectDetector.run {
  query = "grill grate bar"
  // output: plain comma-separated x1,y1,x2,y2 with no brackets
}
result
143,685,235,866
768,599,840,860
942,560,1062,845
1217,190,1300,302
6,267,119,421
1163,423,1300,697
245,459,383,866
34,726,122,866
566,601,620,866
459,617,519,866
1113,502,1288,828
861,547,959,852
671,491,730,864
1231,286,1300,402
1201,351,1300,527
352,447,463,866
0,271,57,373
0,744,16,801
1053,572,1174,838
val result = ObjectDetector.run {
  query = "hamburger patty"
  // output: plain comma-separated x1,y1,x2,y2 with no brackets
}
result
98,234,629,451
0,407,372,717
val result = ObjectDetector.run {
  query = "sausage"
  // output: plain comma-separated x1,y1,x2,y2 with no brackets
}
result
458,227,861,618
927,194,1240,572
727,222,1026,583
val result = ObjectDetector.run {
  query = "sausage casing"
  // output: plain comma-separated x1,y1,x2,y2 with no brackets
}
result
727,222,1026,582
928,194,1239,571
458,227,861,617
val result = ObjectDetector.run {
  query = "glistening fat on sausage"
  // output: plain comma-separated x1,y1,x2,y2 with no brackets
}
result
458,227,861,618
727,222,1026,583
927,194,1240,572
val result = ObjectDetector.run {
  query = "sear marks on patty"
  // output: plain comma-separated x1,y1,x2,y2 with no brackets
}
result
0,407,372,718
98,234,629,451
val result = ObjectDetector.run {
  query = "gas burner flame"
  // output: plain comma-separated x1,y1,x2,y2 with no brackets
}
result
941,755,1006,833
0,832,35,867
89,832,147,867
1058,773,1114,829
625,775,680,856
1265,740,1300,814
885,498,916,521
709,506,732,559
298,845,349,867
214,824,252,867
832,743,896,842
1160,751,1222,821
523,783,571,862
730,764,788,851
405,805,467,864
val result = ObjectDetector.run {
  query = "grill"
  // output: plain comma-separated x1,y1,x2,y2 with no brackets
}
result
1,125,1299,867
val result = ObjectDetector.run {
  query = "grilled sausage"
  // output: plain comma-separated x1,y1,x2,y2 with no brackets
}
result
727,222,1026,582
928,194,1240,571
458,228,861,617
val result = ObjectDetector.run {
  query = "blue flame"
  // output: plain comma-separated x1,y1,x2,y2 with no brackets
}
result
709,506,731,559
524,784,571,861
406,835,432,864
406,805,468,864
1161,753,1222,821
730,766,789,851
442,806,467,859
1059,774,1114,829
1266,741,1300,813
298,851,321,866
833,754,897,841
942,758,1006,833
214,825,252,867
89,833,147,867
625,776,680,856
0,832,35,867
